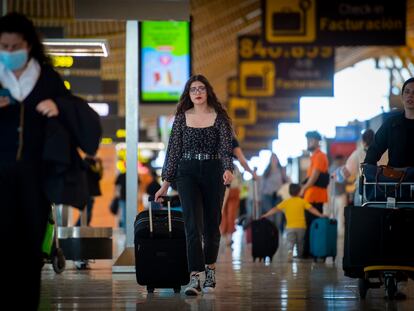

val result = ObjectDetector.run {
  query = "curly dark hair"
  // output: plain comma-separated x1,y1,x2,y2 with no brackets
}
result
0,12,50,65
176,74,232,125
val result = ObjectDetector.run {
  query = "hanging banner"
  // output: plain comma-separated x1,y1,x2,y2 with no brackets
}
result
238,35,334,97
262,0,406,46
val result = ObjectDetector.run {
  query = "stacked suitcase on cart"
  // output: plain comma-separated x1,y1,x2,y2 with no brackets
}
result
343,164,414,299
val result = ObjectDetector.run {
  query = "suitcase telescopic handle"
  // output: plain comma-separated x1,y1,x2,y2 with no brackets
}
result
252,180,259,220
148,196,173,234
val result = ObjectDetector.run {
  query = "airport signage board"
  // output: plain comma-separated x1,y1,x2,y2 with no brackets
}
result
139,21,191,103
238,35,334,97
257,98,300,123
262,0,406,46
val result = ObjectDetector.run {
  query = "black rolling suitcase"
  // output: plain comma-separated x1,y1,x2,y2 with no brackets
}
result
251,218,279,262
250,180,279,262
134,196,189,293
343,205,414,278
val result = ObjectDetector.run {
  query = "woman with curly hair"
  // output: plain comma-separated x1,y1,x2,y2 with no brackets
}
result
155,74,233,296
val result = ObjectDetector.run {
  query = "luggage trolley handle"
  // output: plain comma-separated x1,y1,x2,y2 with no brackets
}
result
148,195,173,234
252,179,260,220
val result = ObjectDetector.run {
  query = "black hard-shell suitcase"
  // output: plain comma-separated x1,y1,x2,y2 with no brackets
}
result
134,196,189,293
250,180,279,262
251,218,279,262
343,205,414,279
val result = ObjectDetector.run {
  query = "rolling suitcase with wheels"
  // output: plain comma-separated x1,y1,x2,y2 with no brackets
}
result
343,204,414,278
249,180,279,262
251,218,279,262
134,196,189,293
309,217,337,262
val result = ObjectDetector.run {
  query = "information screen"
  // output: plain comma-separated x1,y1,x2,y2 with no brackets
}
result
140,21,191,103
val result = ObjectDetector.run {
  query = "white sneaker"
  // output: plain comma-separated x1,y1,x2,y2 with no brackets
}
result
185,273,202,296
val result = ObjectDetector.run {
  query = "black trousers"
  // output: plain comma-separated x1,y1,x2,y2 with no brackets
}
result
0,161,49,310
176,159,225,273
303,202,324,258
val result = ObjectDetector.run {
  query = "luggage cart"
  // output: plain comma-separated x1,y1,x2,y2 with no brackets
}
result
360,164,414,208
355,166,414,299
42,204,66,274
358,265,414,299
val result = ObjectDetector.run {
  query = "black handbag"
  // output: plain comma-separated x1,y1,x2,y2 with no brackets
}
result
302,172,330,188
110,197,119,215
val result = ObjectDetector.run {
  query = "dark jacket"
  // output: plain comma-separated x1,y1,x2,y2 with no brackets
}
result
0,65,101,209
365,112,414,167
43,95,102,209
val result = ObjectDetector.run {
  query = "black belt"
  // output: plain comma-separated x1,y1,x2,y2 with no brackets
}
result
182,153,220,160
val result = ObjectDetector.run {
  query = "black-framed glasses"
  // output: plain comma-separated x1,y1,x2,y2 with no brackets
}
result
189,86,206,94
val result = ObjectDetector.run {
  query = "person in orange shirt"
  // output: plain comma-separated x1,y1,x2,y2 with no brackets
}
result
299,131,329,258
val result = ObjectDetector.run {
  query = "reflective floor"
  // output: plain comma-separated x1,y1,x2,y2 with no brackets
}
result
40,227,414,310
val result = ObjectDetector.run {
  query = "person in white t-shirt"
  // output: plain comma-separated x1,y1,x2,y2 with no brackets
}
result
340,129,374,205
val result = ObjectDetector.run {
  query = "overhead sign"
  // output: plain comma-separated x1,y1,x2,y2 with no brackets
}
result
245,121,278,140
228,97,257,125
227,76,239,97
257,98,300,123
262,0,406,46
139,21,191,103
263,0,316,43
335,125,360,142
238,35,334,97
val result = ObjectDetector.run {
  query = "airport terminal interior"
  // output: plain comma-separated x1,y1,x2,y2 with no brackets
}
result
1,0,414,310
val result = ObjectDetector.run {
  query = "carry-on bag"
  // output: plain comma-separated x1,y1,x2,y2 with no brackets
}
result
134,196,189,293
309,180,338,262
309,218,337,262
343,205,414,279
249,180,279,262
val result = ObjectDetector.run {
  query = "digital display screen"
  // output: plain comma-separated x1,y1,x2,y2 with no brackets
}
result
140,21,191,103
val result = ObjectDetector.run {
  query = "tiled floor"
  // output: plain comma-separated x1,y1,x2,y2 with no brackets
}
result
40,227,414,310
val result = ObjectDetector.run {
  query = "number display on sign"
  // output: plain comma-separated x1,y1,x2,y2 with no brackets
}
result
239,37,333,60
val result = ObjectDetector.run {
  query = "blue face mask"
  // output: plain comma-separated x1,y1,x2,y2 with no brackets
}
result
0,49,28,71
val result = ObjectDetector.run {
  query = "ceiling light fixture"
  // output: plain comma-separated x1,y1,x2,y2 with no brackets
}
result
43,39,109,57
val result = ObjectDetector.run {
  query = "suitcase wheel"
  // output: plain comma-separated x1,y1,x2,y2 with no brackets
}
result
147,286,155,293
173,287,181,293
52,248,66,274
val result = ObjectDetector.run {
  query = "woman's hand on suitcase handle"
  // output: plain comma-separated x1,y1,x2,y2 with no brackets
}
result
223,170,233,185
155,181,170,203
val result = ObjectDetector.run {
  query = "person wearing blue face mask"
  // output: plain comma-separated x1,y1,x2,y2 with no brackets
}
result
0,12,101,309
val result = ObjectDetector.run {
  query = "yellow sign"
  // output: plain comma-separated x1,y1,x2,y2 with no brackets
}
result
52,55,74,68
227,77,239,97
265,0,316,43
228,97,257,125
240,61,275,97
235,126,246,141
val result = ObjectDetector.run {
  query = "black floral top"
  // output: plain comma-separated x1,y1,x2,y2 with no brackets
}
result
162,113,233,182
